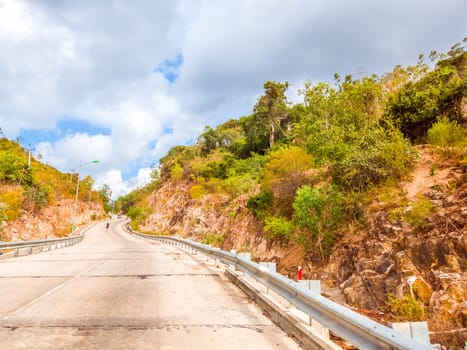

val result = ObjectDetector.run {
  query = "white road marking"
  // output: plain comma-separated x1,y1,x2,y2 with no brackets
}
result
2,258,103,320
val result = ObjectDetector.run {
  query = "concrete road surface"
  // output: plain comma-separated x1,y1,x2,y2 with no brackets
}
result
0,220,301,349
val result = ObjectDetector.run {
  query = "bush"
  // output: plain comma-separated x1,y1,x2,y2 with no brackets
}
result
402,197,437,232
386,293,425,321
189,184,206,199
202,232,225,247
293,185,344,259
247,190,273,218
127,206,152,230
23,184,51,212
264,216,294,243
427,117,466,157
170,163,184,180
0,187,23,220
332,128,415,191
222,174,255,198
262,146,313,210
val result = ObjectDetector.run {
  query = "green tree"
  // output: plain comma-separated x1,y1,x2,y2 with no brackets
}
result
99,184,112,212
293,185,343,260
383,52,466,142
244,81,290,154
198,126,220,156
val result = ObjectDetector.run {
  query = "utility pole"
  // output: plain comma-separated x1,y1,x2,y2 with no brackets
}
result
71,160,100,234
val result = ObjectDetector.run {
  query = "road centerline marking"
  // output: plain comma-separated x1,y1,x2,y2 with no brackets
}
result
2,258,104,321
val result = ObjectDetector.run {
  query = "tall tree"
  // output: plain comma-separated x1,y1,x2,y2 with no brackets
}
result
253,81,290,149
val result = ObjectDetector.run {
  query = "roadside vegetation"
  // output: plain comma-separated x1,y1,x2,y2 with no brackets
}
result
119,40,466,260
0,138,112,236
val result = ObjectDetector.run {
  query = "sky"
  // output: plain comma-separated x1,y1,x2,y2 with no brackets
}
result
0,0,465,199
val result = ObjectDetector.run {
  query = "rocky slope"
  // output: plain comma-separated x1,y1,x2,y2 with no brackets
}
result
139,146,466,347
1,197,105,241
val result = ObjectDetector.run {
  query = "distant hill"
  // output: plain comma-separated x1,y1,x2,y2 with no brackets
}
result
0,138,108,240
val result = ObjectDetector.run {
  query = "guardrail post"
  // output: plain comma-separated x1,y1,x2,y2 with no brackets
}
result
212,247,221,266
299,280,329,338
390,321,432,346
260,261,276,273
259,262,277,295
237,252,251,279
206,245,212,261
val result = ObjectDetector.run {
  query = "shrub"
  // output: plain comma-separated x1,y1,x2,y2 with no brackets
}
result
23,184,51,212
293,185,344,259
402,197,437,232
202,232,225,247
0,187,23,220
386,293,426,321
264,216,294,243
427,117,466,157
222,174,255,198
247,190,273,218
170,163,184,180
189,184,206,199
332,128,415,191
127,206,152,230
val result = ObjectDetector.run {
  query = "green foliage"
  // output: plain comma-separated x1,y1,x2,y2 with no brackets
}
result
202,232,225,247
0,187,23,220
427,117,466,156
331,128,416,191
23,184,51,212
240,81,292,155
98,184,112,213
117,192,137,214
383,52,466,142
159,145,194,179
402,197,437,232
127,206,152,230
247,190,273,218
0,152,32,185
262,146,313,209
189,184,206,199
386,293,426,321
293,185,344,259
293,185,343,233
222,174,255,198
117,43,465,264
264,216,294,243
170,163,184,180
298,76,384,166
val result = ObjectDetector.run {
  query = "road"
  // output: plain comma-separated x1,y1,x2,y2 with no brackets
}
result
0,220,301,349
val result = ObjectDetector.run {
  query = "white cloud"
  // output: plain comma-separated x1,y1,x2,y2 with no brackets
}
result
94,167,154,200
36,133,112,172
1,0,466,198
94,169,127,200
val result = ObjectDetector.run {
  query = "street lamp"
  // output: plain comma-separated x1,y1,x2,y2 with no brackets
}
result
71,160,99,234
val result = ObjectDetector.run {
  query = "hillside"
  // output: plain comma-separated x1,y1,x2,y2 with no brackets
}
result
0,138,108,241
119,44,467,347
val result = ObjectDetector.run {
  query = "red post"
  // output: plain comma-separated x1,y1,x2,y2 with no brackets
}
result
297,266,303,280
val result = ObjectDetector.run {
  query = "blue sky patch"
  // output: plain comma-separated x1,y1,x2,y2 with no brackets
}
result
154,53,183,84
18,119,111,147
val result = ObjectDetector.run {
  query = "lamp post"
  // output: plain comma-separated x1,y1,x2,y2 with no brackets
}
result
71,160,99,234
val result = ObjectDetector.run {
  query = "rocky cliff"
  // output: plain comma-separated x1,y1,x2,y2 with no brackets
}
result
1,196,105,241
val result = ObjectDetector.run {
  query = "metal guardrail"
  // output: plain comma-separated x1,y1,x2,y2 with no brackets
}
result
129,228,434,350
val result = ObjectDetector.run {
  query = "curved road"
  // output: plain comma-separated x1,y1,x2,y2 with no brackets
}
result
0,220,301,349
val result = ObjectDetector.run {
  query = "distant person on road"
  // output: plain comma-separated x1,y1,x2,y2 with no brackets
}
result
106,222,110,230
